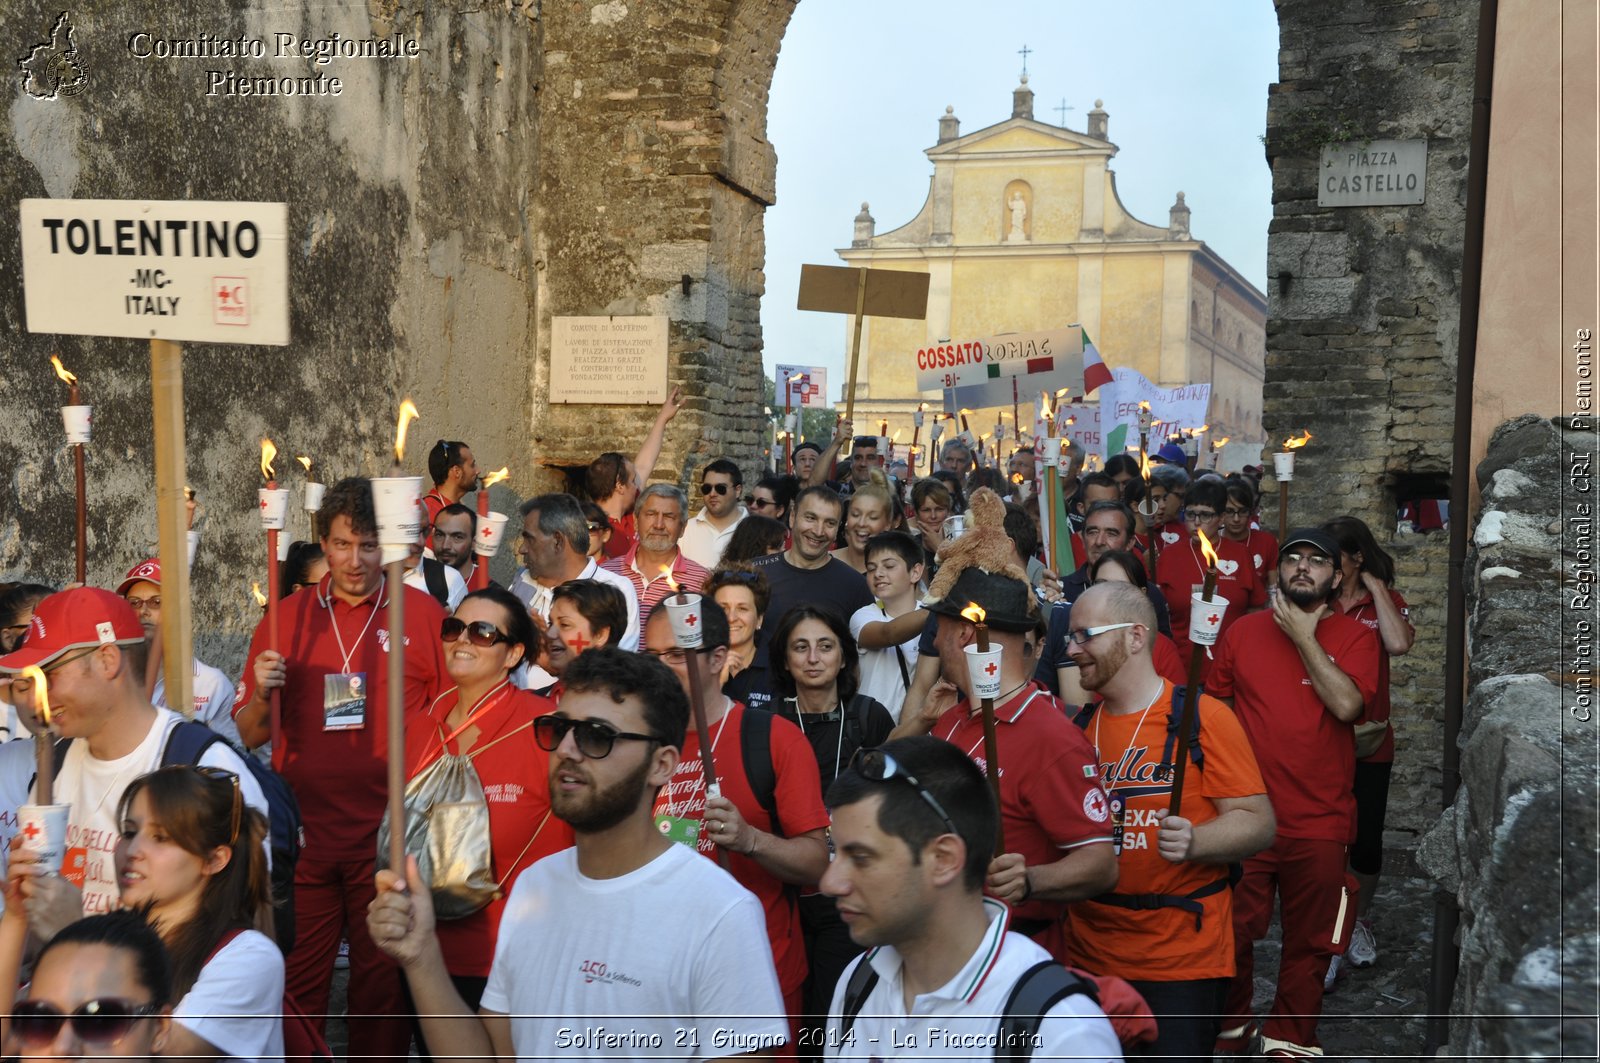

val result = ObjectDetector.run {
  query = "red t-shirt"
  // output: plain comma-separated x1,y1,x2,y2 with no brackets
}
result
1152,632,1188,687
1227,528,1280,584
650,702,828,998
1156,535,1267,672
236,579,450,861
1207,609,1380,843
933,682,1113,924
1333,586,1411,763
601,512,636,559
1066,680,1266,981
405,684,574,977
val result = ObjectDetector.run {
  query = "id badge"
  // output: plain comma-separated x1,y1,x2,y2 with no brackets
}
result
1109,793,1126,857
655,814,700,849
323,672,367,731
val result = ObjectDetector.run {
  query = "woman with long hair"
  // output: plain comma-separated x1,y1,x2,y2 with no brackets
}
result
279,542,328,597
832,475,897,574
406,587,573,1009
720,514,789,566
1322,515,1413,982
1221,475,1279,590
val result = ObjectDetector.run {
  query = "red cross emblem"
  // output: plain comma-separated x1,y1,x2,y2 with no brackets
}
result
565,632,591,653
22,823,40,840
1207,612,1220,625
684,614,698,627
217,286,232,304
984,662,998,676
259,498,269,509
481,527,492,537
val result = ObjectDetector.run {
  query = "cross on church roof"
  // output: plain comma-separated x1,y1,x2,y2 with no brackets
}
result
1018,44,1031,78
1054,98,1074,126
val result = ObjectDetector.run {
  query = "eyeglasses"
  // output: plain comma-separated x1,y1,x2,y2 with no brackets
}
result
441,618,512,648
533,714,662,759
586,522,607,533
699,482,731,496
1065,622,1138,646
1281,551,1335,569
851,748,959,838
10,998,162,1047
191,765,243,845
124,596,162,613
1183,510,1219,522
1222,507,1251,518
643,646,688,665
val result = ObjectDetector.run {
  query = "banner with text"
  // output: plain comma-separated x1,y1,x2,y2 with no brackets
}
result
911,327,1085,397
775,364,830,408
1103,368,1212,456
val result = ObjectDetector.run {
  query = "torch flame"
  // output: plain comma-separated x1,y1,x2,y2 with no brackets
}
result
1010,473,1024,485
918,401,927,413
661,566,680,594
50,355,77,386
260,438,278,480
1055,388,1071,399
1283,430,1313,451
394,399,420,462
296,455,312,474
1198,423,1210,433
1138,401,1151,412
1198,528,1220,568
892,429,903,442
1140,449,1153,481
252,582,268,607
18,666,50,728
1039,393,1053,421
482,467,510,490
1213,436,1231,449
959,602,986,624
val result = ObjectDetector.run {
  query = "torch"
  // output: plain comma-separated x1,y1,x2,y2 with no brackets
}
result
20,667,54,805
911,403,925,476
661,570,729,868
258,440,290,751
52,356,90,584
1172,529,1226,818
17,666,68,876
958,603,1005,854
1141,448,1162,579
1276,431,1312,543
1011,378,1021,453
374,399,423,878
1039,395,1062,577
299,455,324,539
473,467,511,590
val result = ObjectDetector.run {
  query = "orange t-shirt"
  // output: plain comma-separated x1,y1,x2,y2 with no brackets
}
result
1064,681,1266,982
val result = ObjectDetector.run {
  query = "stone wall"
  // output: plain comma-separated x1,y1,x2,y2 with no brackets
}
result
1416,414,1599,1057
1263,0,1479,834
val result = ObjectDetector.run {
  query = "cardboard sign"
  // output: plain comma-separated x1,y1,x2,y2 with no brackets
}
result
776,363,830,409
796,264,929,319
21,199,289,345
550,316,669,404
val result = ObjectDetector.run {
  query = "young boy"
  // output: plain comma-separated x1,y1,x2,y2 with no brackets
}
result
850,531,927,721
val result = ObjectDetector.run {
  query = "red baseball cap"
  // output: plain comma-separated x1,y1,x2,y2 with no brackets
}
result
0,587,145,673
116,558,162,596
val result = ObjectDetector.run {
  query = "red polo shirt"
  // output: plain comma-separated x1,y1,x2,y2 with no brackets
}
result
1207,609,1380,843
601,546,710,625
1332,586,1411,763
1155,535,1266,670
601,512,636,559
236,578,450,861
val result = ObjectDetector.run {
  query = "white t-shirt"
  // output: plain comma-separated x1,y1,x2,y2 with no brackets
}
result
406,558,469,612
481,843,788,1061
826,899,1121,1061
15,708,271,915
679,507,747,570
174,929,285,1062
849,603,921,723
152,658,243,750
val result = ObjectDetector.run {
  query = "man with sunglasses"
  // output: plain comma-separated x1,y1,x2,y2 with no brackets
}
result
1061,581,1274,1061
821,737,1121,1061
369,648,788,1060
603,484,711,621
1207,529,1380,1059
680,459,747,569
0,588,268,926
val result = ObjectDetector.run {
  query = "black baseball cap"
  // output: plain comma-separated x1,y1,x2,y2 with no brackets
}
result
1279,527,1341,562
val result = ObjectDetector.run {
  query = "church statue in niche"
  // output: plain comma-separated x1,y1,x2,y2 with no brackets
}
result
1006,191,1029,242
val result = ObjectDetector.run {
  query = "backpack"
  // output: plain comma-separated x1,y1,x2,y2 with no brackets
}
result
742,695,880,832
421,557,452,607
1071,684,1206,775
205,929,332,1062
839,956,1098,1060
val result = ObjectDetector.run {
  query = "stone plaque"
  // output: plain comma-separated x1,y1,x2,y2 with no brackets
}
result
550,315,669,404
1318,139,1427,207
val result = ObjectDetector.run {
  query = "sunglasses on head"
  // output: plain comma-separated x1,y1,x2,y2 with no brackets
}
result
193,765,242,846
699,482,731,496
533,714,662,759
850,747,959,838
441,618,512,648
10,998,161,1048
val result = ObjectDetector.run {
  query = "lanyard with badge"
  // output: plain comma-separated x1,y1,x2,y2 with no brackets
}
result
1092,681,1163,857
323,590,380,731
654,710,729,848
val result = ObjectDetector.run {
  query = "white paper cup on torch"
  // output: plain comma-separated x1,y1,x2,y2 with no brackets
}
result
61,406,92,445
1273,451,1296,482
1189,593,1230,647
663,593,705,650
1039,437,1062,464
913,408,925,428
257,488,290,531
963,644,1004,700
304,482,326,512
17,803,69,874
474,511,510,557
372,475,425,565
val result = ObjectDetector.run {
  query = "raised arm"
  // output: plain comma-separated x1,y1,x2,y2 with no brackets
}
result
632,386,685,487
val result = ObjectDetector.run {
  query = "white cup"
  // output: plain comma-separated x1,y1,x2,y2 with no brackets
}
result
474,511,510,556
876,435,890,458
1039,437,1062,463
963,644,1004,700
258,488,290,531
186,528,201,569
304,482,326,512
1189,592,1230,646
18,803,69,874
662,593,704,649
372,476,424,546
61,405,92,445
1273,451,1296,482
913,409,925,428
785,412,798,433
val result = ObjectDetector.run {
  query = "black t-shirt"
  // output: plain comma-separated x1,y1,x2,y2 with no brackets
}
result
771,694,895,789
724,652,777,714
750,551,873,652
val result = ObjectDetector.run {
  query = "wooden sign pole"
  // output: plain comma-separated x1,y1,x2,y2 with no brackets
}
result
798,264,930,429
845,268,868,425
150,340,194,716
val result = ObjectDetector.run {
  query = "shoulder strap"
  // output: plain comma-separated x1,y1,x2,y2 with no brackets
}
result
845,694,876,751
422,558,449,606
1071,701,1098,730
837,954,881,1037
994,960,1098,1062
161,719,224,767
740,707,780,836
1158,686,1205,774
202,927,247,967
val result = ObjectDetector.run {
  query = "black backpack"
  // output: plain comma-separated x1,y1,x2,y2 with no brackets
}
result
1071,684,1207,775
838,956,1098,1060
420,557,452,607
742,696,880,833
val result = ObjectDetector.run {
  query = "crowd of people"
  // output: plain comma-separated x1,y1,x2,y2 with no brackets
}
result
0,394,1413,1062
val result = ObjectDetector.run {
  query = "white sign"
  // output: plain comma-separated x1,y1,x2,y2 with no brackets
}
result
1102,368,1212,457
911,326,1084,393
550,316,669,404
1057,403,1103,455
775,363,830,409
21,199,289,345
1317,139,1427,207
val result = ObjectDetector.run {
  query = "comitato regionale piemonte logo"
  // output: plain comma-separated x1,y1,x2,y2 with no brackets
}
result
19,11,89,100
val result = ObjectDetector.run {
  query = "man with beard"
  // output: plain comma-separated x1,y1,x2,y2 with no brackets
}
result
430,504,480,584
1206,529,1379,1059
368,648,788,1060
602,484,711,620
1062,582,1273,1061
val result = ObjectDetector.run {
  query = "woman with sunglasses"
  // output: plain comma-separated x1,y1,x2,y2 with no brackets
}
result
0,583,53,744
1,910,173,1060
831,478,897,575
405,587,572,1011
1152,478,1265,676
1220,475,1278,591
579,500,613,558
745,474,797,525
709,566,777,712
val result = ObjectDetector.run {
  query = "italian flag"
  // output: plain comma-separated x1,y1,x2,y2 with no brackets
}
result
1082,330,1114,395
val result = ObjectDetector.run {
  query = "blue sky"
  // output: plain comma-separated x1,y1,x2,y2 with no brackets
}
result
762,0,1279,396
